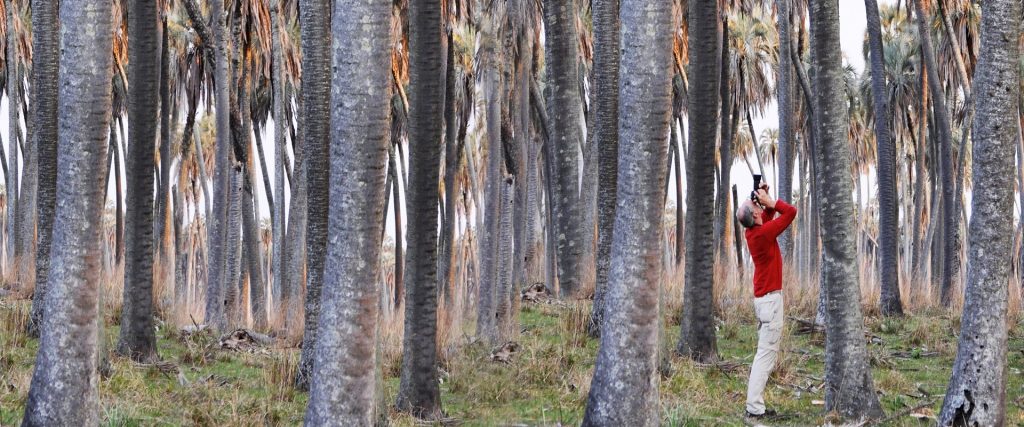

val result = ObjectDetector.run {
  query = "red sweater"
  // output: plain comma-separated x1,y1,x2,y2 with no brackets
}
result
745,200,797,297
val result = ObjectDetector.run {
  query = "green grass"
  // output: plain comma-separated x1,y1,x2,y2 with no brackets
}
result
2,298,1023,426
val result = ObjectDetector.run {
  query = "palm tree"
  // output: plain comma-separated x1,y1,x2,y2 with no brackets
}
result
21,0,113,422
912,0,957,307
939,1,1020,423
864,0,902,316
5,0,21,275
115,0,161,362
543,0,584,298
589,0,620,337
758,128,779,184
204,0,233,332
270,0,288,320
809,0,883,419
395,0,445,417
294,0,331,392
677,0,720,363
303,0,392,422
26,0,59,338
477,4,506,344
776,0,797,257
583,0,672,422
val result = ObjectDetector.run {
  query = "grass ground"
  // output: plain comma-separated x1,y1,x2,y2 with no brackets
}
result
2,293,1024,426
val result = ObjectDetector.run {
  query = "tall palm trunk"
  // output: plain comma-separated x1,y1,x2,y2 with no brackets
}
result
543,0,584,298
437,33,465,305
589,0,620,337
477,20,505,343
156,14,173,288
304,0,391,422
26,0,59,338
21,0,113,421
912,0,957,307
295,0,332,392
395,0,446,417
583,0,672,422
864,0,903,316
677,0,720,363
809,0,884,419
204,0,233,332
939,2,1020,423
6,2,20,270
270,0,288,315
116,0,161,362
714,19,734,262
776,0,796,256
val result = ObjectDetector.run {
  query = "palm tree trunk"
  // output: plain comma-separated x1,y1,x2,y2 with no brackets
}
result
583,0,672,421
270,0,288,319
478,25,504,343
155,13,173,284
26,0,59,338
295,0,332,392
913,0,958,307
590,0,621,338
939,2,1020,423
6,3,21,270
864,0,903,316
776,0,797,257
395,0,446,416
677,0,720,363
389,141,405,310
715,17,735,262
809,0,884,419
22,0,113,421
543,0,584,298
253,124,274,220
114,121,126,263
204,0,233,332
115,0,161,362
304,0,391,422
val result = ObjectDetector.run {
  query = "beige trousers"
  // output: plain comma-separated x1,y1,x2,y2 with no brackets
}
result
746,291,783,415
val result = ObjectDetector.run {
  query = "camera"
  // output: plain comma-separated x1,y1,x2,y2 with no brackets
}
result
750,174,762,203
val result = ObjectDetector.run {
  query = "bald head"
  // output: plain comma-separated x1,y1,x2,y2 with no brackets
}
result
737,200,757,229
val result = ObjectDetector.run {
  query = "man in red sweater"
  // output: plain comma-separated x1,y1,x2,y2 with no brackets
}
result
737,182,797,418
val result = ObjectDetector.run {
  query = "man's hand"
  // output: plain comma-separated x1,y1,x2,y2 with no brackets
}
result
756,189,777,209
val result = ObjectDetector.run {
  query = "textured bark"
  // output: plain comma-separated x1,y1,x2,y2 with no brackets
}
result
582,0,672,421
241,166,265,329
114,123,125,263
543,0,584,298
939,2,1020,423
303,0,391,422
495,176,516,340
912,0,957,307
204,0,232,332
437,32,463,307
271,0,288,315
864,0,903,316
395,0,445,416
589,0,620,338
295,0,331,392
809,0,884,420
677,0,720,363
6,3,20,269
26,0,60,338
155,13,173,284
714,21,735,262
115,0,161,362
477,27,504,343
776,0,796,257
253,124,275,219
511,18,534,299
21,0,113,421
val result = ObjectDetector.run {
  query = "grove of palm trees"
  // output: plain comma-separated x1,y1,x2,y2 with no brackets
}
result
1,0,1024,425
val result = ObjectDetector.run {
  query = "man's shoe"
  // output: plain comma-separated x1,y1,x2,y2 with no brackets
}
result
745,409,778,419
